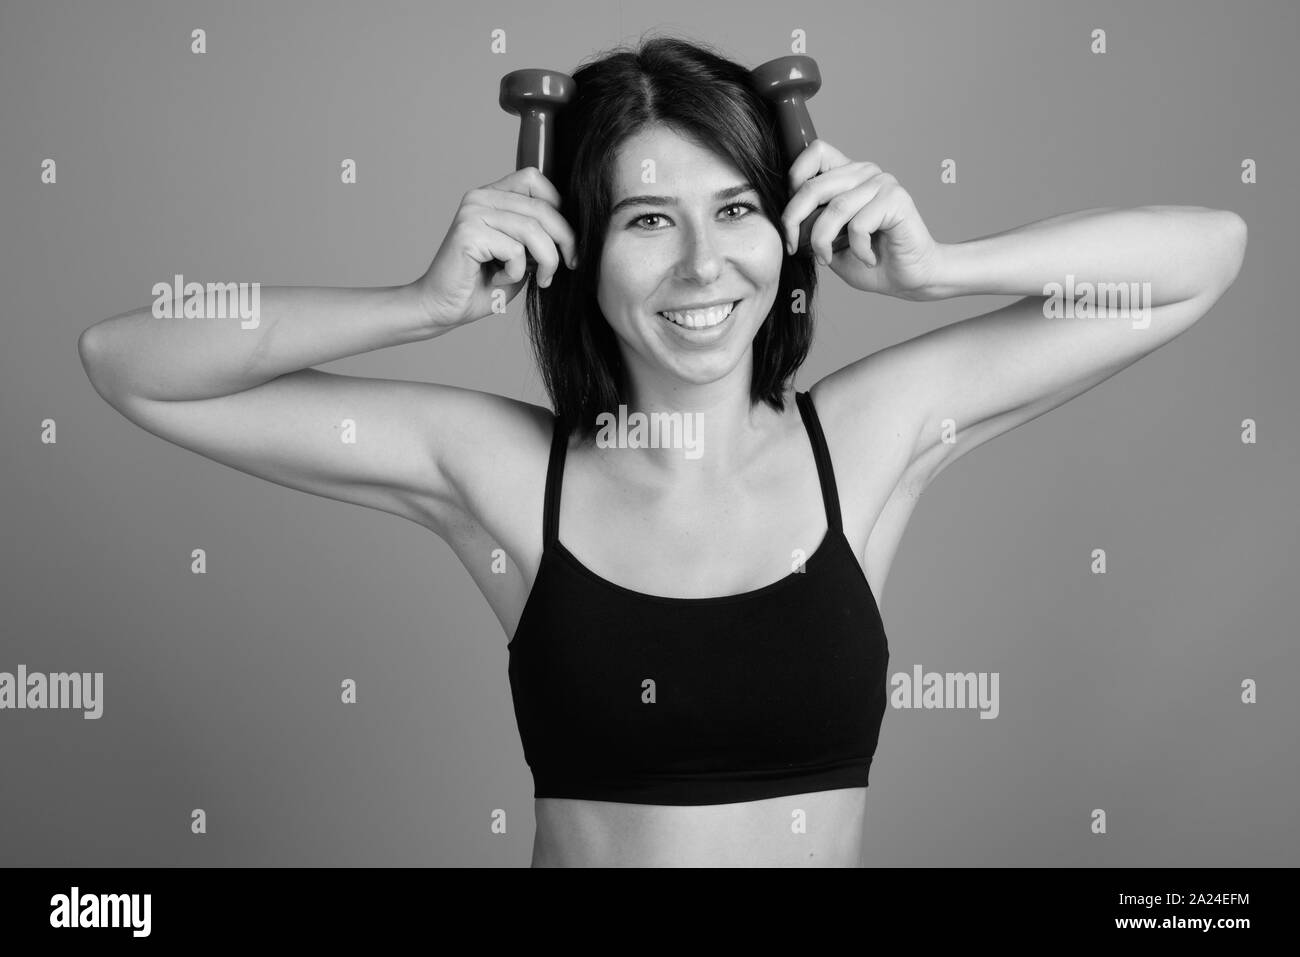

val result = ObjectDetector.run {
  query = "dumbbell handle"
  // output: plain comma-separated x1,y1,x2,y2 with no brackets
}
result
752,56,851,258
782,110,850,258
496,68,575,281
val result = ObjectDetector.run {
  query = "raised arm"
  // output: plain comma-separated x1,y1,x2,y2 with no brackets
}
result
776,142,1248,499
76,166,577,542
78,283,464,531
838,205,1248,487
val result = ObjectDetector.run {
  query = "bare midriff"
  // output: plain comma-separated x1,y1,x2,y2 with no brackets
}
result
530,787,868,866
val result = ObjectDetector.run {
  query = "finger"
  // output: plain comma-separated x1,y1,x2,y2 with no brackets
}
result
468,227,528,287
845,198,887,269
486,165,563,210
474,181,578,270
787,139,856,194
809,173,890,265
476,208,562,286
782,161,880,254
842,184,903,268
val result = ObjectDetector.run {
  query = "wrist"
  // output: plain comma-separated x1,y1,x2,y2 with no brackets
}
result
402,281,453,339
914,242,965,301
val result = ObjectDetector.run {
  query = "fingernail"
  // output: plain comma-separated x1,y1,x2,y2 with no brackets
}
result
816,253,828,266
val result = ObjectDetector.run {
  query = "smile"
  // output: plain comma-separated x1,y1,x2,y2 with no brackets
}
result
657,300,738,330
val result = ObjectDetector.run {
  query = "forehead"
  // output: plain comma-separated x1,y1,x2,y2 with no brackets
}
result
610,125,742,193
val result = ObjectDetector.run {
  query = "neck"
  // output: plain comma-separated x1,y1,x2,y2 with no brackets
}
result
606,374,790,483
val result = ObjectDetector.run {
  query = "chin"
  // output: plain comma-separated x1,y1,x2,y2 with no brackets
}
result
656,342,754,385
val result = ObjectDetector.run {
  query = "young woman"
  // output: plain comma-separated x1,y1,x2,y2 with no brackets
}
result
77,36,1247,867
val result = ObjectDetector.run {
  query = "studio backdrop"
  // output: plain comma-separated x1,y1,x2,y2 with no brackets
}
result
1,0,1295,866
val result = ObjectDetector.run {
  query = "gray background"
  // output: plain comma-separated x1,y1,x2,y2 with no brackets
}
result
1,0,1296,866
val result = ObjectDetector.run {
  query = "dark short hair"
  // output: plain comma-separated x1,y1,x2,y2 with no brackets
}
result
523,33,819,437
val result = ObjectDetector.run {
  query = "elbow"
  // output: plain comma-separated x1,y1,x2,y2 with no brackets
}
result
77,325,120,405
1192,210,1248,303
76,326,100,385
77,325,98,368
1217,210,1248,288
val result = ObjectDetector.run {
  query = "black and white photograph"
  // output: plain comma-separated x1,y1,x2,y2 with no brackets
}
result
0,0,1295,928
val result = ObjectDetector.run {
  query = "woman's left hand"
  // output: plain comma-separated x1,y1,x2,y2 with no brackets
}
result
782,140,941,300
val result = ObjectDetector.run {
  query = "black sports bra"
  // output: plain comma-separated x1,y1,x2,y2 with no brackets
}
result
507,389,890,805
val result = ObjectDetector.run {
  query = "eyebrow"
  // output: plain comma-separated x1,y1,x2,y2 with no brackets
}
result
609,183,758,217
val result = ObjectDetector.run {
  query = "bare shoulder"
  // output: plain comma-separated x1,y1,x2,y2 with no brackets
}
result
808,335,936,482
420,385,560,640
810,324,942,443
427,384,556,562
805,336,940,558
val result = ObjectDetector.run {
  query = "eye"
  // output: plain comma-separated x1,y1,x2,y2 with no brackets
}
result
722,201,760,219
632,212,669,230
629,202,761,231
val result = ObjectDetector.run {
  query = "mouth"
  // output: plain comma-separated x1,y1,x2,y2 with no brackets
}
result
657,299,740,331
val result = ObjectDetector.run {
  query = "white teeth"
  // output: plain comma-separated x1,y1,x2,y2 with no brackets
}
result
659,300,736,329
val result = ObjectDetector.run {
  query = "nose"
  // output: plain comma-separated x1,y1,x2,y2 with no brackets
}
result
673,219,724,284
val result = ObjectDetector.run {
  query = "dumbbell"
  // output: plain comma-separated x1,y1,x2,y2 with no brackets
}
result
750,55,851,258
494,68,576,280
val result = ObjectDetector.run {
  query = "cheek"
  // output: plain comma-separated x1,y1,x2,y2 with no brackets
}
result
751,230,785,283
750,221,786,264
599,249,661,305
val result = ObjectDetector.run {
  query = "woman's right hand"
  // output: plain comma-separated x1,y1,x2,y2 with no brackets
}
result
414,167,579,330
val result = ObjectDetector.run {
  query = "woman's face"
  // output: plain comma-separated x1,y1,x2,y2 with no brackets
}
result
596,124,784,391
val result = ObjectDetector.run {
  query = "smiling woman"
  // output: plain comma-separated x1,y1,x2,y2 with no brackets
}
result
600,129,776,360
494,36,897,867
76,25,1247,870
525,36,819,435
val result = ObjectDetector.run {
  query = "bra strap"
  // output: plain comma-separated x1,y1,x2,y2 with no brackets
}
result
795,390,844,534
541,413,570,547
